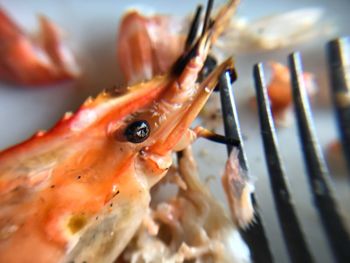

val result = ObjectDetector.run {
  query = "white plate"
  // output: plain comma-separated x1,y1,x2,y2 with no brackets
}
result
0,0,349,262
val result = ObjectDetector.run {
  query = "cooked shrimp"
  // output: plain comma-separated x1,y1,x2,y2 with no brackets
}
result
0,1,238,262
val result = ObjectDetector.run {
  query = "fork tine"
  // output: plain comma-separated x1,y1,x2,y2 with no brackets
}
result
288,52,350,263
253,63,314,263
185,5,203,50
218,71,274,263
326,37,350,177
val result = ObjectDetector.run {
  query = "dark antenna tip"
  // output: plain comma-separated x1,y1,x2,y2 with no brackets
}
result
201,0,214,36
229,67,238,83
185,5,203,50
171,0,215,76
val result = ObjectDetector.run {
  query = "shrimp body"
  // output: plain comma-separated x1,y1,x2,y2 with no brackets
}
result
0,1,238,262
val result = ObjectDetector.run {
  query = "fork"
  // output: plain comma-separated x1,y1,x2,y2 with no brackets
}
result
218,38,350,263
327,38,350,176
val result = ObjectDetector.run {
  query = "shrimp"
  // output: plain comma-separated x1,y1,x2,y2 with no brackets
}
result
0,8,80,86
0,1,238,262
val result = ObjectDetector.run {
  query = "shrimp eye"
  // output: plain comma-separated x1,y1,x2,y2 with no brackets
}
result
124,120,150,143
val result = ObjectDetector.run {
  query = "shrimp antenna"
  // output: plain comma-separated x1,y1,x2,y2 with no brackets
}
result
171,0,215,76
201,0,214,36
195,127,240,146
185,5,203,50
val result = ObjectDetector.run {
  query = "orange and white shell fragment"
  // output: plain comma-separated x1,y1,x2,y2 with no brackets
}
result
0,8,80,86
117,11,185,85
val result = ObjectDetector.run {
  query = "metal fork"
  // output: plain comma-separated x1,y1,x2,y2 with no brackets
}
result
327,38,350,177
218,38,350,263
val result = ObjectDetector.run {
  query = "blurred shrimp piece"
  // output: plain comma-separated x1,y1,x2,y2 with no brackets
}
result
221,148,255,228
326,140,347,175
215,7,335,55
266,61,317,126
0,8,80,87
117,11,186,85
